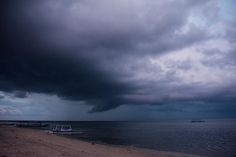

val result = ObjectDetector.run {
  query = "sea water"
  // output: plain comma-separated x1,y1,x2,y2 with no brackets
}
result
47,119,236,157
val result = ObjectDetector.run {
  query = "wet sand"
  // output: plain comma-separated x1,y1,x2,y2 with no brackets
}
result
0,125,202,157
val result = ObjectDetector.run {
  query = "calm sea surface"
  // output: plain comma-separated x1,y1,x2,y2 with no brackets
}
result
46,119,236,157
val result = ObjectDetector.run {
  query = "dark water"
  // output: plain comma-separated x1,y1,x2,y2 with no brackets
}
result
47,119,236,157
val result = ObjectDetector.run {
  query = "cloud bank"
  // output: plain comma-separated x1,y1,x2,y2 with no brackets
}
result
0,0,236,112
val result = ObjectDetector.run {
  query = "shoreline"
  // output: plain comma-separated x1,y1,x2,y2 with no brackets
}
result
0,125,203,157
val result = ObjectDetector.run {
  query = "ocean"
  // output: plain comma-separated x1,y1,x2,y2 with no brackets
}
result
46,119,236,157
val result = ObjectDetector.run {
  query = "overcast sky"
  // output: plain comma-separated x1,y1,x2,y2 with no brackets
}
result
0,0,236,120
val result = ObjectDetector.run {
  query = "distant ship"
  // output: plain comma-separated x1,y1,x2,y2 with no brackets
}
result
191,119,205,123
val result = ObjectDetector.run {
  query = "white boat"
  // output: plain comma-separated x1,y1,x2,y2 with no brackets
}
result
52,125,72,132
45,125,82,135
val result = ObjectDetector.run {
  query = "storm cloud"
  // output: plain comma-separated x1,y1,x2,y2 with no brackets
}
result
0,0,236,113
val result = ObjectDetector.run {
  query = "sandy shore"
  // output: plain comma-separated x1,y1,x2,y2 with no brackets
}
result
0,125,202,157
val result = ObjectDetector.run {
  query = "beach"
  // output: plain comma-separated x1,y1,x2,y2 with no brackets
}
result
0,125,202,157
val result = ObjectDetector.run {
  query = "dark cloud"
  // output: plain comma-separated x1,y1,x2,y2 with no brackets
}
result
0,47,132,111
0,0,235,113
12,91,28,98
0,0,131,111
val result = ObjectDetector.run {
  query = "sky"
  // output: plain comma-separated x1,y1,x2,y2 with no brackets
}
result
0,0,236,121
